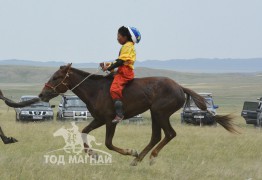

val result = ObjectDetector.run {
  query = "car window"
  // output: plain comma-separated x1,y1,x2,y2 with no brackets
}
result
21,97,50,107
189,98,213,108
65,98,85,107
243,102,259,111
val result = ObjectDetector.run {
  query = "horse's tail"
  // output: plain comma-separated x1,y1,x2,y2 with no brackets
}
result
181,86,240,134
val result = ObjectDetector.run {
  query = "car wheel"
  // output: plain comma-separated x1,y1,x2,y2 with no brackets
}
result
56,112,61,121
57,115,64,121
15,114,19,122
181,115,185,124
257,119,262,128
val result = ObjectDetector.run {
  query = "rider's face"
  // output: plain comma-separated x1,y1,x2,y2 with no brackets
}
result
117,33,128,45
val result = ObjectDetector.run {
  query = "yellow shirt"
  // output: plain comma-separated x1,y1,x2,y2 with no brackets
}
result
118,41,136,69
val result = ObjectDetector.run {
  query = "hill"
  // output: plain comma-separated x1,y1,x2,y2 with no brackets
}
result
0,65,259,84
0,58,261,73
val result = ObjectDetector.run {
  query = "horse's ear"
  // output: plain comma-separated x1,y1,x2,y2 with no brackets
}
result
61,63,72,72
65,63,72,69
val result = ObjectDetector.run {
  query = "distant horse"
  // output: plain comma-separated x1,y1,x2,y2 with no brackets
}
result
1,64,238,165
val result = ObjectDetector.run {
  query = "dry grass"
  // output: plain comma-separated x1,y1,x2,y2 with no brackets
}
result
0,109,262,180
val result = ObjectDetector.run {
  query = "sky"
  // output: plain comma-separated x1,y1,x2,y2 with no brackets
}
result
0,0,261,63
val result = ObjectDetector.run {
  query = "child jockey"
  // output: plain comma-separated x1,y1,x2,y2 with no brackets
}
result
100,26,141,123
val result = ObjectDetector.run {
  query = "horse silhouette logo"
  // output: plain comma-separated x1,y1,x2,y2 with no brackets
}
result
53,122,101,155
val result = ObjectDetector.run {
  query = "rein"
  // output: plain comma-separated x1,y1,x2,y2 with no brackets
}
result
70,68,101,91
44,66,102,93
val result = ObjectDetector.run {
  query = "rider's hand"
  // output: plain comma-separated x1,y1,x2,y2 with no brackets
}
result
100,62,111,72
99,62,104,69
102,66,108,72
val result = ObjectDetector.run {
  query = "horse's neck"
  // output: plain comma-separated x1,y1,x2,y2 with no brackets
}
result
69,72,101,114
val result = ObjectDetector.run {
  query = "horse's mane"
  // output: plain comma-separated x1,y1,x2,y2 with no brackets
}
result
70,67,114,80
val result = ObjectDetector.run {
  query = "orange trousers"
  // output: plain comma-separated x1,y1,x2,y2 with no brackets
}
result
110,65,134,100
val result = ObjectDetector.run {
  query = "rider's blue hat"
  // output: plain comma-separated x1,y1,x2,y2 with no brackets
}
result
127,27,141,44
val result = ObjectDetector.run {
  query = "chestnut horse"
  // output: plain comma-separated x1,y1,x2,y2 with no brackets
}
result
36,63,237,166
0,90,18,144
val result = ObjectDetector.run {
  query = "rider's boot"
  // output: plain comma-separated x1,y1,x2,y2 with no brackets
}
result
112,99,124,124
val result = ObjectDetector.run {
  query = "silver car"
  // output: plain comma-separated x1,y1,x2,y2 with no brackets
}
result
56,95,92,121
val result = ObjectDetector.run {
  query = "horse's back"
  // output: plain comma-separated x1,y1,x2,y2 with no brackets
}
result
126,76,180,89
124,76,183,99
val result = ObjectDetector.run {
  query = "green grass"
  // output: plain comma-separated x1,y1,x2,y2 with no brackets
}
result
0,66,261,179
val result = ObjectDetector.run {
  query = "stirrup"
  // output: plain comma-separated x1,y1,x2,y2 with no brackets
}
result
112,115,124,124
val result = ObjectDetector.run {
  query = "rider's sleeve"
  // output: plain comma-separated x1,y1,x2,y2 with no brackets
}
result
107,59,124,71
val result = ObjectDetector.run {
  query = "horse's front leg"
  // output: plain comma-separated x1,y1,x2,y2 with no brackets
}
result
81,119,105,154
0,126,18,144
105,122,138,157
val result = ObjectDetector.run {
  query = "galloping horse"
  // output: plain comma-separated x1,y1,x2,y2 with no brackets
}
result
2,63,238,165
0,90,18,144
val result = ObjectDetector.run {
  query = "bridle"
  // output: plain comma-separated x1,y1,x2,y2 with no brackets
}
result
44,66,101,94
44,66,72,94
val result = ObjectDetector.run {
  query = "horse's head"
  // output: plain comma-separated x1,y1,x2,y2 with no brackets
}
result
39,63,72,102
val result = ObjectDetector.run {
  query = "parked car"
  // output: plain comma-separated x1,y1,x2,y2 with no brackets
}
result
124,114,143,124
57,95,91,121
241,98,262,127
241,101,259,126
181,93,219,126
15,95,55,121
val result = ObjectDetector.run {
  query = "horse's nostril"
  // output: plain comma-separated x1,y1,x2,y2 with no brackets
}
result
39,93,43,98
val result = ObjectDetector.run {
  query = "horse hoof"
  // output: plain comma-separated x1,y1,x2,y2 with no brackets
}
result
0,136,18,144
130,159,138,166
149,156,157,166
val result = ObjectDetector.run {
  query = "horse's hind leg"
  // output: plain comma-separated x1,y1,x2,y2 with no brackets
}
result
130,111,162,166
149,116,176,165
0,126,18,144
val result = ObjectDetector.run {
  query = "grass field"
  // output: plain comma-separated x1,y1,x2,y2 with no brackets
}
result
0,66,261,180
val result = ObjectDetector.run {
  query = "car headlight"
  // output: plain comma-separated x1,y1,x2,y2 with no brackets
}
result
45,111,53,116
21,111,29,115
